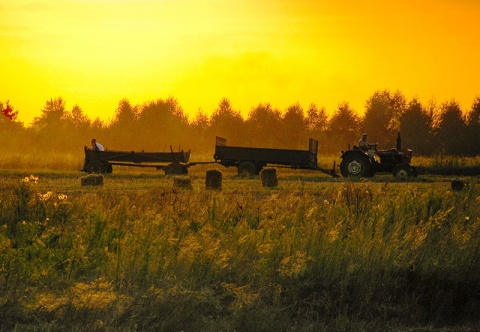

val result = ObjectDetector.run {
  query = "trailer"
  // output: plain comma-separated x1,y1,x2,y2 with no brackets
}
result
83,146,190,175
213,137,337,177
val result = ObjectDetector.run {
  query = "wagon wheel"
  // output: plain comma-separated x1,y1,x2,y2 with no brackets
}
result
411,166,418,177
105,163,113,173
340,155,371,177
86,161,105,174
238,161,256,176
393,165,411,180
164,163,184,175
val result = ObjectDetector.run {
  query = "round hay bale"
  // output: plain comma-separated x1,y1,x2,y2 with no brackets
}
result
81,174,103,186
451,179,466,191
260,168,278,187
173,176,192,190
206,169,222,190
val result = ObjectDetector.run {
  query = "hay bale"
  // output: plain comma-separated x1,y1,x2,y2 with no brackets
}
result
260,168,278,187
173,176,192,190
81,174,103,186
451,179,466,191
206,170,222,190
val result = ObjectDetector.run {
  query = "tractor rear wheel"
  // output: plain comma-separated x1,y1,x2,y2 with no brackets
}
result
340,155,372,177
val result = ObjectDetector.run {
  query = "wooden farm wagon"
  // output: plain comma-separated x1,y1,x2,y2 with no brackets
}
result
83,146,190,175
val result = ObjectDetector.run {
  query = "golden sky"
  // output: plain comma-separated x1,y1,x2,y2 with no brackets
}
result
1,0,480,125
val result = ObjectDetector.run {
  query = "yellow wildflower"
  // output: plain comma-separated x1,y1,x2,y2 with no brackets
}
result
58,194,68,201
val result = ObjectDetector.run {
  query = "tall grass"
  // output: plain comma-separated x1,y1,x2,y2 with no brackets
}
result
415,155,480,176
0,175,479,330
0,152,83,171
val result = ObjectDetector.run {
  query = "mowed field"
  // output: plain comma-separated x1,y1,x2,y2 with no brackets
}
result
1,158,480,331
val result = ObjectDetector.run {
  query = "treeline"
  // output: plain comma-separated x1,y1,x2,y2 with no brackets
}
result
1,90,480,156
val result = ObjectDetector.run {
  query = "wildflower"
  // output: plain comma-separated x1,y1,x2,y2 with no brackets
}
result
21,175,38,184
58,194,68,201
39,191,53,201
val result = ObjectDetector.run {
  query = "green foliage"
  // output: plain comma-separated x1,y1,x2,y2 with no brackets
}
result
0,174,479,330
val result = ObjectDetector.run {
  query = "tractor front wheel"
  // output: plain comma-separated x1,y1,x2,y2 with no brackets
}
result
340,155,372,177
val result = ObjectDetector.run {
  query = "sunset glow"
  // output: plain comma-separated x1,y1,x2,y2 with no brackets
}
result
1,0,480,124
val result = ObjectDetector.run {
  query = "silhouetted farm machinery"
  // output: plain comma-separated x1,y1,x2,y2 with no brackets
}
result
340,146,417,178
85,134,476,179
213,137,337,177
340,135,417,179
83,146,190,175
83,137,337,177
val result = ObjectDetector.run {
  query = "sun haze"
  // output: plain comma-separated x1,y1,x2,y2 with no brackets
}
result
1,0,479,125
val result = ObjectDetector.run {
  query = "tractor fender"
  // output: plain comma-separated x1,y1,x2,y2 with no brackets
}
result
341,149,369,160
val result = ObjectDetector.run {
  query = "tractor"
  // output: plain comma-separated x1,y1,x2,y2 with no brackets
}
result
339,133,417,178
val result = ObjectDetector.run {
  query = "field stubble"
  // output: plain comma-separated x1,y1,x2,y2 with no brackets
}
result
0,163,480,331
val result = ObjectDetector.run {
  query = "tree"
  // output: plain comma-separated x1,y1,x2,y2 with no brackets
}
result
71,104,91,132
31,97,74,151
32,97,68,129
306,104,328,133
91,117,105,132
281,103,306,149
465,96,480,155
1,101,26,152
207,98,245,146
65,104,95,150
245,103,282,148
306,104,328,148
363,90,406,148
434,100,467,155
325,102,360,154
399,98,433,155
135,98,189,151
1,101,23,131
190,110,210,152
108,99,139,149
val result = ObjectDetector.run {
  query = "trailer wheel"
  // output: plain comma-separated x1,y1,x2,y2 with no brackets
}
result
86,161,105,174
164,163,187,175
393,165,411,180
411,166,418,177
106,163,113,173
238,161,256,176
340,155,371,177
